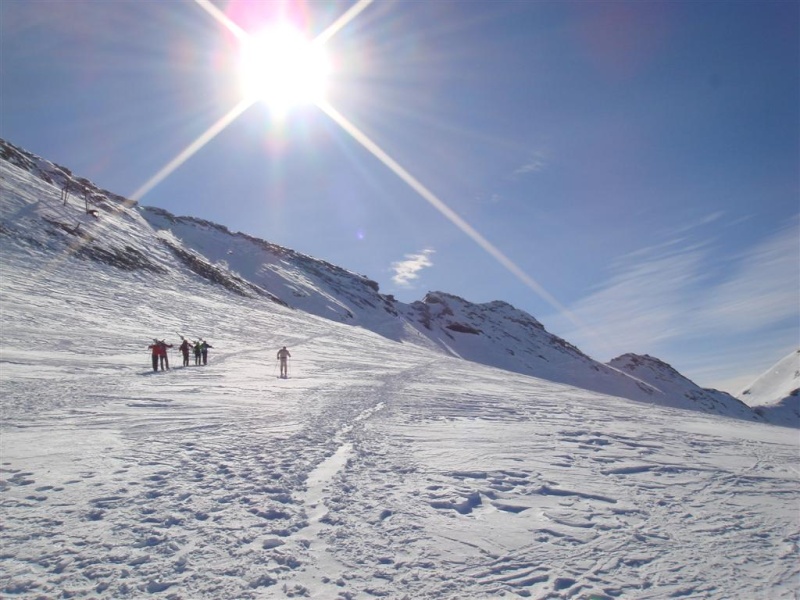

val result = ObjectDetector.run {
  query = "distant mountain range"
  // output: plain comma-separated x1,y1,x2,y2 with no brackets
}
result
1,137,796,427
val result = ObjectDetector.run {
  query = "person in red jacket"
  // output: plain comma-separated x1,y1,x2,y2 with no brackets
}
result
158,340,173,370
147,339,162,372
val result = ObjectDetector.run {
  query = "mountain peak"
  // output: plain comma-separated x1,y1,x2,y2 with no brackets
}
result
610,353,684,380
0,136,784,425
608,353,759,421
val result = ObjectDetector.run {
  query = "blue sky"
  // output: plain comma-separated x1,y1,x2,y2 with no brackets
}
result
2,0,797,393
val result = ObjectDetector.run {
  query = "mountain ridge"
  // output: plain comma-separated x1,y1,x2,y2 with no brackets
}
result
0,136,788,425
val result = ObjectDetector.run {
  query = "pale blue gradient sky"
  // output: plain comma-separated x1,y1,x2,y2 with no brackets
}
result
2,0,797,393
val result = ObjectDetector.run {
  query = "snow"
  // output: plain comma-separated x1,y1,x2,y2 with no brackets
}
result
1,143,799,599
740,349,800,405
738,349,800,428
607,354,758,421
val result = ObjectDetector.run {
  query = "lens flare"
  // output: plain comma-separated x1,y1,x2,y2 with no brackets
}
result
317,100,580,326
238,25,330,115
127,0,585,335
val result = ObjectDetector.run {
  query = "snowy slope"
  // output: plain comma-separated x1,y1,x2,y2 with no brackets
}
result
397,292,671,404
607,354,759,421
140,206,392,325
136,209,673,409
0,138,767,422
739,349,800,427
1,140,799,599
139,206,662,405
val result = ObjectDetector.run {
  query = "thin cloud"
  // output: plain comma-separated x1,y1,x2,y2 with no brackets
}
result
550,217,800,366
561,245,705,352
391,248,435,287
513,151,548,177
697,220,800,331
669,210,726,236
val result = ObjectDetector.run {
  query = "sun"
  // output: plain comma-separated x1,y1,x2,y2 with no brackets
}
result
238,23,331,115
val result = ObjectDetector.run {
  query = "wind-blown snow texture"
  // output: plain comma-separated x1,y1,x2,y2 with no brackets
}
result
1,139,799,599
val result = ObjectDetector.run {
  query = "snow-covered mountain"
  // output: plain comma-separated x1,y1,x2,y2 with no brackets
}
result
1,138,775,425
738,349,800,427
138,208,669,406
1,138,798,599
607,353,757,421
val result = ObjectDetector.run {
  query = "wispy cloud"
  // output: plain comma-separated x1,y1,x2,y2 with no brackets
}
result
391,248,435,287
670,210,726,235
513,151,548,177
548,217,800,389
696,223,799,331
560,243,706,353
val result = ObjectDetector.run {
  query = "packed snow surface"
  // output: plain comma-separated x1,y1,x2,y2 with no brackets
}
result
1,147,799,599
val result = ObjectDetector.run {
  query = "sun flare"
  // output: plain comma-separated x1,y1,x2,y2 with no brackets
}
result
238,24,330,114
188,0,575,333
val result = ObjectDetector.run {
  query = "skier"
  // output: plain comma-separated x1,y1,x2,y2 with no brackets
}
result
200,340,213,366
179,338,192,367
193,341,202,365
158,340,173,370
147,339,161,372
277,346,291,378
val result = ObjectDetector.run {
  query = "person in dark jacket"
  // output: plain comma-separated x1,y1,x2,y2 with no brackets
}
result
200,340,213,366
276,346,291,378
193,341,202,365
179,339,191,367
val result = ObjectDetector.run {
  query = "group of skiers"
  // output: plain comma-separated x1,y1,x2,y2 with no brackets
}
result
146,340,292,377
147,338,212,371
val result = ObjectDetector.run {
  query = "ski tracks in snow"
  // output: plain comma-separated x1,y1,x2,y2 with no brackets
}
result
0,312,430,598
2,335,798,599
1,249,798,598
284,361,800,600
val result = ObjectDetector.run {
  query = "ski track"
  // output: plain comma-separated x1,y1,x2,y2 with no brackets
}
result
2,293,799,599
303,365,799,600
1,164,799,599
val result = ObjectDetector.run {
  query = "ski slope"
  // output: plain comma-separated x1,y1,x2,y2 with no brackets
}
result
1,151,799,599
